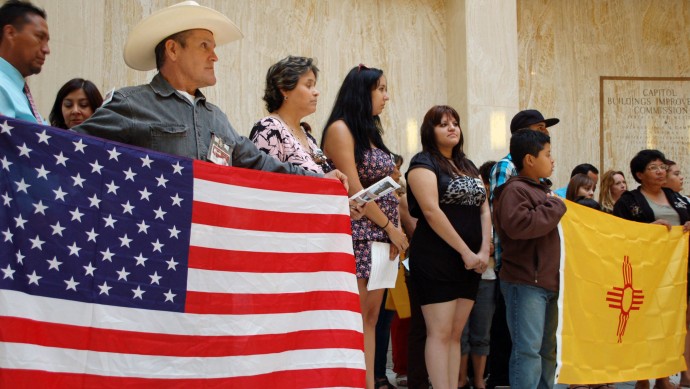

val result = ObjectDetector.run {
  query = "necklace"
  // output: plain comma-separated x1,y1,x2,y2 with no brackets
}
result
273,113,302,135
273,113,309,147
272,114,329,166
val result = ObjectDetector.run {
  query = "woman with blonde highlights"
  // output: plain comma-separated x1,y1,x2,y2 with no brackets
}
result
598,170,627,213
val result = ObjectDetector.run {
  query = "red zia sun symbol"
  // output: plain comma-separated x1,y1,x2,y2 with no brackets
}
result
605,256,644,343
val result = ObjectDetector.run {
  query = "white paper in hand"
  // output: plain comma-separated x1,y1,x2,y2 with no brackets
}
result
367,242,399,291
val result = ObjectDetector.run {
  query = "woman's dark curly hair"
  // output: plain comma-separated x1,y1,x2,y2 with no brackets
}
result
263,56,319,113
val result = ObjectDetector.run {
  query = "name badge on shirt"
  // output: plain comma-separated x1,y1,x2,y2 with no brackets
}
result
207,133,231,166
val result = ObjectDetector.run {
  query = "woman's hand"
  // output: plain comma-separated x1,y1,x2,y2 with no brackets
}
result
683,221,690,233
652,219,672,231
474,250,490,274
324,169,349,191
385,223,408,259
389,243,399,261
462,251,481,271
348,200,366,220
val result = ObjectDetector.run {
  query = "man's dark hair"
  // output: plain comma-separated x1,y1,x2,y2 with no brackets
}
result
510,128,550,172
0,0,46,43
154,30,192,70
570,163,599,178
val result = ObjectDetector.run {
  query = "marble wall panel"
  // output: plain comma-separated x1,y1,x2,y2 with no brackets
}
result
518,0,690,191
30,0,448,171
27,0,688,189
452,0,520,166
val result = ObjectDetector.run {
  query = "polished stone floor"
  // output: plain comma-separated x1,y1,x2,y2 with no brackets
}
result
383,362,682,388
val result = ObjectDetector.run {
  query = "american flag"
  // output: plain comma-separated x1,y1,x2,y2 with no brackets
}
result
0,116,365,388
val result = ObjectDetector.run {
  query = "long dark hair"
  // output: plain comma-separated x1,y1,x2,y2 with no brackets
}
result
420,105,478,177
49,78,103,129
322,65,392,163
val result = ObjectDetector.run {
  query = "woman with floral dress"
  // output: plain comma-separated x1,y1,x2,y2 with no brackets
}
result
321,64,408,389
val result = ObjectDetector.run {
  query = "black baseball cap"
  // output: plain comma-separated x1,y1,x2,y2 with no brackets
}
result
510,109,559,133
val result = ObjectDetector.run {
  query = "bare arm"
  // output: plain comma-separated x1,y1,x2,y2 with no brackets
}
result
474,197,492,273
398,194,417,237
322,120,408,256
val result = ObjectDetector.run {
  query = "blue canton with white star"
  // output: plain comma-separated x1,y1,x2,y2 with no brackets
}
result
0,118,193,312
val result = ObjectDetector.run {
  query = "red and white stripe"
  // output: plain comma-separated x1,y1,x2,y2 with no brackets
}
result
0,160,365,388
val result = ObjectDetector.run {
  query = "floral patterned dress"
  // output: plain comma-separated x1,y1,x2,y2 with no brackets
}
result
249,116,331,174
349,148,399,278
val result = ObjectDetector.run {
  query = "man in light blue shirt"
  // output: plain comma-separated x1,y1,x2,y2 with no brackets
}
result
0,1,50,123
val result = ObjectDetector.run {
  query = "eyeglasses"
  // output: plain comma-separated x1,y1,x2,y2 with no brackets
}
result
646,164,668,172
357,63,369,73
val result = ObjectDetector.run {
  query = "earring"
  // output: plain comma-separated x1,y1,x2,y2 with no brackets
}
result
284,96,288,100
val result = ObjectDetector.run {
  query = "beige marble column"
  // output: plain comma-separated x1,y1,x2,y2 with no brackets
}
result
446,0,519,166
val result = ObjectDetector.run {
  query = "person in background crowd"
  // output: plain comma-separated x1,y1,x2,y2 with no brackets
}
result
487,109,559,389
391,153,403,184
598,170,627,213
458,160,497,389
613,149,690,389
664,160,686,198
390,173,413,387
0,0,50,123
663,159,690,389
321,64,408,389
554,163,599,198
49,78,103,129
406,105,490,389
565,173,595,201
373,153,405,389
400,165,427,389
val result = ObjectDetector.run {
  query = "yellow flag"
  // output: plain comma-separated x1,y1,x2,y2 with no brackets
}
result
385,264,411,318
556,201,688,383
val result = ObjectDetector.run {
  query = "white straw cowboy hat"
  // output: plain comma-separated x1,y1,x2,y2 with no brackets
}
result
123,1,243,71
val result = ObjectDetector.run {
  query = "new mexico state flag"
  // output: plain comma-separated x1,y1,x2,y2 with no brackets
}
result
556,201,688,384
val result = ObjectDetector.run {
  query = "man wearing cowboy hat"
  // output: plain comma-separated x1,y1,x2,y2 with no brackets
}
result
74,1,346,184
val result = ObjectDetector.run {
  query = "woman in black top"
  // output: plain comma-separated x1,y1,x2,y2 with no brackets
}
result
613,149,690,389
406,105,490,389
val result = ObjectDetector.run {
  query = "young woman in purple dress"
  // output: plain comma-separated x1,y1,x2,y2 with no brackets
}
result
321,65,408,389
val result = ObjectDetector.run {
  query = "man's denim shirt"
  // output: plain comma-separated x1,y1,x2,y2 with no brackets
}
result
74,73,317,177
